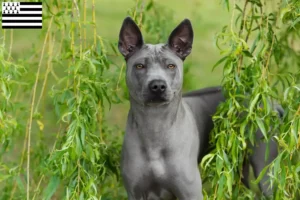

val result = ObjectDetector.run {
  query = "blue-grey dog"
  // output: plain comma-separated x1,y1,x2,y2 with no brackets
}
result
118,17,279,200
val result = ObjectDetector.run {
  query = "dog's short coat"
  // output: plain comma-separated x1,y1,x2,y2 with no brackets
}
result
118,17,279,200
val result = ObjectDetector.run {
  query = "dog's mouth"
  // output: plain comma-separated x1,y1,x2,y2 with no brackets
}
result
144,95,170,106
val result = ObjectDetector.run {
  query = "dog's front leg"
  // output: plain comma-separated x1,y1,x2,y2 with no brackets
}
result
171,168,203,200
127,194,139,200
122,183,142,200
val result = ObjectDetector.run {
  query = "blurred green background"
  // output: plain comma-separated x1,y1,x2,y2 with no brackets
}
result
2,0,300,199
6,0,230,129
1,0,232,198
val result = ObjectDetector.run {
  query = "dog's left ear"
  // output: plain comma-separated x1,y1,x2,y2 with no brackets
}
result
167,19,193,60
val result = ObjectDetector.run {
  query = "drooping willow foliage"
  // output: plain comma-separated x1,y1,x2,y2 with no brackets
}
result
1,0,123,198
0,0,178,199
201,0,300,199
0,0,299,200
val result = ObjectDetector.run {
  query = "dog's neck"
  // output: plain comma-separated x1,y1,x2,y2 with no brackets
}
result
128,93,184,136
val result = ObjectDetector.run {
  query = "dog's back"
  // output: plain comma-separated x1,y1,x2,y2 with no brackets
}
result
183,87,225,161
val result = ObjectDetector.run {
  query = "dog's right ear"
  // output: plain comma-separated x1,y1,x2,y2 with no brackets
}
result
118,17,144,59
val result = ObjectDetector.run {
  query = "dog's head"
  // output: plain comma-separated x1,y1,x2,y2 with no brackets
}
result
118,17,193,106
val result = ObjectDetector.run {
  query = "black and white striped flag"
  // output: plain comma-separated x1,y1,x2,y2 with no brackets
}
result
2,2,42,29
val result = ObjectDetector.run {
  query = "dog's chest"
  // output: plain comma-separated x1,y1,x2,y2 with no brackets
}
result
135,156,176,200
148,153,166,178
123,142,177,199
122,106,199,199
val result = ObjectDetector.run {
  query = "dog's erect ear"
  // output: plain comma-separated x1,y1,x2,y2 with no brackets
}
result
118,17,143,59
167,19,193,60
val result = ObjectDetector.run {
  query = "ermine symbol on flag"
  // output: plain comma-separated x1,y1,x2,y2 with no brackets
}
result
2,2,42,29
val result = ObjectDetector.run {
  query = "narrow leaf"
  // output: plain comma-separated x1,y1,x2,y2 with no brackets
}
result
42,176,60,200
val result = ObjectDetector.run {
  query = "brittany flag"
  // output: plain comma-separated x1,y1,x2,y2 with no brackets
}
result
2,2,42,29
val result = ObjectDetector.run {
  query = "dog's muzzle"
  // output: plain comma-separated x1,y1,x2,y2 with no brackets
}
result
149,79,167,94
146,79,168,103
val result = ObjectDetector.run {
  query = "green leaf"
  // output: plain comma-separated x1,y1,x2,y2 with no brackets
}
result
42,176,60,200
255,116,268,140
101,87,111,110
249,0,262,7
80,125,86,147
265,140,270,162
223,61,233,76
242,50,253,58
252,164,269,184
290,16,300,29
240,119,247,137
222,150,230,169
216,156,223,175
79,191,84,200
226,172,232,196
249,93,260,114
16,176,25,192
235,4,243,13
109,42,118,55
76,131,83,155
280,165,286,186
217,175,226,199
274,153,283,175
146,0,153,11
201,153,215,169
261,95,271,115
212,56,228,71
88,59,97,75
224,0,230,11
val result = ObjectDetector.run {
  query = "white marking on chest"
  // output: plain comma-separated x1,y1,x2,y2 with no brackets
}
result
149,159,166,178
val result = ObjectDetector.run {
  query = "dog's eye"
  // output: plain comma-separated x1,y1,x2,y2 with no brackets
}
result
167,64,176,69
135,64,144,69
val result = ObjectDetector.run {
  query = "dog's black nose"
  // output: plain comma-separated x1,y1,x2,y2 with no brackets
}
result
149,80,167,93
